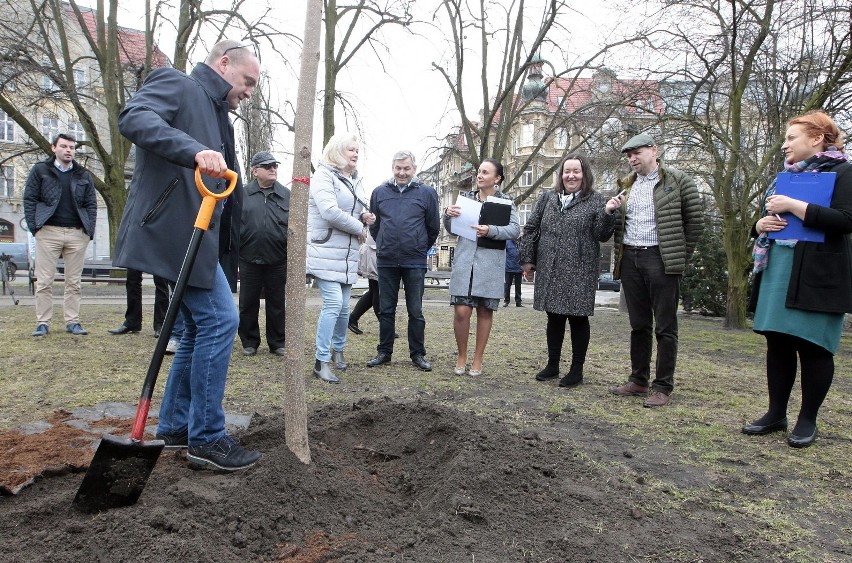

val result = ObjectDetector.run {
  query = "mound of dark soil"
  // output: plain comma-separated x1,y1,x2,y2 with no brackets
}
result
1,399,756,562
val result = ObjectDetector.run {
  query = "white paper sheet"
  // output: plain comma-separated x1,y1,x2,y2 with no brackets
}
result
450,194,482,241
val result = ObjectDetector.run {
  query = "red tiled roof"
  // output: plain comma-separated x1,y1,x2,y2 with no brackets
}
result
69,5,170,68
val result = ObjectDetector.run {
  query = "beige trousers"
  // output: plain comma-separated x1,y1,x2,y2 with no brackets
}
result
34,225,91,325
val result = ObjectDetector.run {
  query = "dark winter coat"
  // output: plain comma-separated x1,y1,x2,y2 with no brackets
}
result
613,162,703,278
239,179,290,265
505,239,523,273
113,63,243,290
748,161,852,314
520,191,615,316
23,159,97,239
369,178,440,268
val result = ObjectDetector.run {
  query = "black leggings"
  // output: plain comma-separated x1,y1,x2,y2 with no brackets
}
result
350,279,379,324
545,312,590,368
763,331,834,429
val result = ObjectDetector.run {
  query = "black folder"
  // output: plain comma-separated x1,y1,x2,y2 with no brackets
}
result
477,201,511,249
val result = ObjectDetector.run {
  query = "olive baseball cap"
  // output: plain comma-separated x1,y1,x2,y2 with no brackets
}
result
621,133,656,153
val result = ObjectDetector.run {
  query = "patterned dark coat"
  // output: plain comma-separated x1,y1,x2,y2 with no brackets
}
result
519,191,615,316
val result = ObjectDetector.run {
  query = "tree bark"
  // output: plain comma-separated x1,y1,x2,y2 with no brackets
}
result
282,0,324,465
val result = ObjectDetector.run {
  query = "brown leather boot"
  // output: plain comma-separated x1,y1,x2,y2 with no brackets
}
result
609,381,649,396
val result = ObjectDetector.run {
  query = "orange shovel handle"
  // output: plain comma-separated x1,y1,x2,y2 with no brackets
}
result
193,167,238,230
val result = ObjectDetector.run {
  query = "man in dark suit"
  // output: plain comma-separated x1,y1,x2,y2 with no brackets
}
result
114,40,260,471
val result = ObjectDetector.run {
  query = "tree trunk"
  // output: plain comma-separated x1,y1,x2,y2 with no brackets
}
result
723,229,750,329
322,0,337,144
283,0,324,465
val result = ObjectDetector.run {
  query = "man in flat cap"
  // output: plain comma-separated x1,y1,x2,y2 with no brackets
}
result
609,133,703,407
238,151,290,356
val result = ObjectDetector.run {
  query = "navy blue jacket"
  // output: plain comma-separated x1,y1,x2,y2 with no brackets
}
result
369,179,440,268
113,63,242,290
504,239,523,273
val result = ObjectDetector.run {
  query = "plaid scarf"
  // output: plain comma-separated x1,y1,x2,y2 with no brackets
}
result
752,147,849,274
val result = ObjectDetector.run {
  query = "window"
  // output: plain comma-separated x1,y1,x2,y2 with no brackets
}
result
0,110,14,142
0,165,13,198
519,166,533,188
41,72,58,92
555,127,568,150
73,68,85,89
67,120,85,144
520,123,534,146
41,116,60,142
518,203,532,226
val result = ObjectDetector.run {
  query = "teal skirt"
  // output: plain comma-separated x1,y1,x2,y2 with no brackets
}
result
753,244,843,354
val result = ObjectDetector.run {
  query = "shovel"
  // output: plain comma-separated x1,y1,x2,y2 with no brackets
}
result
72,167,238,513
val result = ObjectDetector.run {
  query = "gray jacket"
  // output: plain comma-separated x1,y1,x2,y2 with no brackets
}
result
444,190,520,299
520,191,615,316
306,163,367,284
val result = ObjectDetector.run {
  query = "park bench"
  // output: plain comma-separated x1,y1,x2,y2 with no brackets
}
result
425,271,451,285
29,259,128,295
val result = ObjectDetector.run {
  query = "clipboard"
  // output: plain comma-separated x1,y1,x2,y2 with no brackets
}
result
768,172,836,243
477,200,511,249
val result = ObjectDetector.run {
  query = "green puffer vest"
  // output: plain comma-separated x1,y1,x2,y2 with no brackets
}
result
613,163,704,278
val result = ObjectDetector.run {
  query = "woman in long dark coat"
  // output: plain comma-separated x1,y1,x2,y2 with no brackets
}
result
520,153,623,387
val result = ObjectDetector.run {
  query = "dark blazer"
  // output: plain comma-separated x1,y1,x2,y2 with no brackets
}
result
369,179,440,268
113,63,242,290
749,161,852,313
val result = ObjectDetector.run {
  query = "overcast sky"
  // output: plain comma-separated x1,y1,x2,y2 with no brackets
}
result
105,0,633,189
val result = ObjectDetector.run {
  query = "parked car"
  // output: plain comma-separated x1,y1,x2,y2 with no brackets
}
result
598,272,621,292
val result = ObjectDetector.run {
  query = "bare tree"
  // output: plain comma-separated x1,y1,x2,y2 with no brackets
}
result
236,71,296,172
651,0,852,328
322,0,414,144
283,0,325,465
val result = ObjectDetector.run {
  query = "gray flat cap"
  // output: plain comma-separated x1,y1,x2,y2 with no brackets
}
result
621,133,656,153
251,151,279,167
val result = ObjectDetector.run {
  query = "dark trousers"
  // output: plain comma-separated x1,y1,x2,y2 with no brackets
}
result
620,246,680,394
763,331,834,429
504,272,522,304
350,279,379,324
124,268,169,331
238,260,286,351
377,266,426,358
545,312,590,368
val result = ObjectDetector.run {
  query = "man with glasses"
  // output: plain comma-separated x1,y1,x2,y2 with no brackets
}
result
237,151,290,357
114,39,261,470
366,150,440,371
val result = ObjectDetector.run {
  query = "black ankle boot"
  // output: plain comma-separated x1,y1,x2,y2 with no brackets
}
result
558,365,583,387
535,362,559,381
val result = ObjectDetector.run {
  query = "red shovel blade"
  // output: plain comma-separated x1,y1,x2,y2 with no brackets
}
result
71,434,164,513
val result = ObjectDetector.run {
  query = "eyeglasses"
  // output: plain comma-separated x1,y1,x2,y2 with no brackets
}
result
258,163,278,170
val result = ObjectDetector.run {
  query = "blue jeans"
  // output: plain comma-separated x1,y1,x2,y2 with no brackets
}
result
315,278,351,362
157,265,239,446
377,266,426,358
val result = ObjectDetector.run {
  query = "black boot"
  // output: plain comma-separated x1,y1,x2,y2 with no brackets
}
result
558,365,583,387
535,362,559,381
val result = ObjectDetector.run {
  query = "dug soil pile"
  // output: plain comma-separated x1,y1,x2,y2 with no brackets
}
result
1,398,767,562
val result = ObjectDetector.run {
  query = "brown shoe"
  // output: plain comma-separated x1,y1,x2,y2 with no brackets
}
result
643,391,671,408
609,381,649,396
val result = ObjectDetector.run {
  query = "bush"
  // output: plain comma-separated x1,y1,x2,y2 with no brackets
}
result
681,215,728,316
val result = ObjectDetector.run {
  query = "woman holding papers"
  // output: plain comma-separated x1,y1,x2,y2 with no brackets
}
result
307,132,375,384
744,110,852,448
519,153,621,388
444,159,520,376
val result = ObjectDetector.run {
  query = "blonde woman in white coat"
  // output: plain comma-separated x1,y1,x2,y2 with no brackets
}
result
307,133,375,383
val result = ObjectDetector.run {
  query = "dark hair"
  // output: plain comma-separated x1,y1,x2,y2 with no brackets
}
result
52,133,77,146
553,153,594,197
481,158,504,185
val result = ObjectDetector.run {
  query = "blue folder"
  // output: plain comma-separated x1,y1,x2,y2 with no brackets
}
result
768,172,836,243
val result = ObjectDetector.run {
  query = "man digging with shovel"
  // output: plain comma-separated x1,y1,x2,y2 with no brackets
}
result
112,40,262,471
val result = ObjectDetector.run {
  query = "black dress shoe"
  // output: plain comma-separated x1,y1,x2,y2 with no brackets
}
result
108,324,141,335
787,427,817,448
348,322,363,335
741,417,788,436
366,354,391,367
411,355,432,371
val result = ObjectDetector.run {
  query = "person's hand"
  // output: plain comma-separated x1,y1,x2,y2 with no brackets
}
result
766,195,798,215
361,212,376,225
445,205,462,217
194,150,228,178
606,191,626,214
522,262,535,273
472,224,490,237
757,214,788,235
